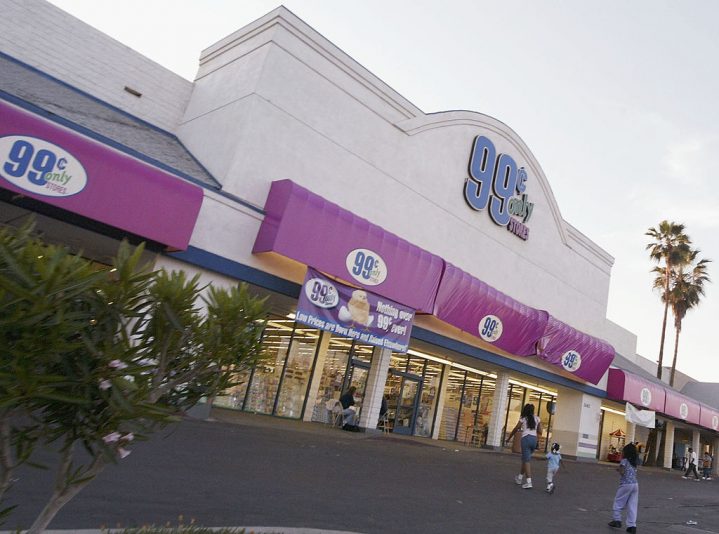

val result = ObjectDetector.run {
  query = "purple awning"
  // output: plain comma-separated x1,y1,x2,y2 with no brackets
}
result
253,180,444,313
433,262,548,356
699,404,719,432
536,315,615,384
664,389,700,424
0,100,203,250
606,368,666,412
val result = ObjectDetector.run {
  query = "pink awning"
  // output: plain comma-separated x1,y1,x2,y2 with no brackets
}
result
606,368,665,412
433,262,548,356
253,180,444,312
536,315,615,385
699,404,719,432
664,389,700,425
0,100,203,250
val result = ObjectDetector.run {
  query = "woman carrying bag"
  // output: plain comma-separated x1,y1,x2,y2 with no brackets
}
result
505,403,542,489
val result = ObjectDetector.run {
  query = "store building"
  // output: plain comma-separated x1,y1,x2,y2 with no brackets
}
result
1,1,717,469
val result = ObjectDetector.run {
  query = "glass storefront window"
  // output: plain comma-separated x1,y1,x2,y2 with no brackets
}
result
503,384,524,443
415,360,442,438
439,369,465,441
213,368,251,410
274,326,320,418
309,335,373,423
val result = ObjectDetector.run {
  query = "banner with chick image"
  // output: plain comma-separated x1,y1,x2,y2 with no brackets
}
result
296,267,415,353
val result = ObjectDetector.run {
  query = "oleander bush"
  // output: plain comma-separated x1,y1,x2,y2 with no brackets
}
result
0,220,268,532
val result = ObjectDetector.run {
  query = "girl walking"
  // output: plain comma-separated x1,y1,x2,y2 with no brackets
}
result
545,442,564,494
608,442,639,533
505,403,542,489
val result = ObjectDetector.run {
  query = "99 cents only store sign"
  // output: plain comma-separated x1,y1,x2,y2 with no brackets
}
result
296,268,415,353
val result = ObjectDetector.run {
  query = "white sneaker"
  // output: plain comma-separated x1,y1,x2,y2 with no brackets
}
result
682,476,688,479
515,474,523,485
522,481,533,489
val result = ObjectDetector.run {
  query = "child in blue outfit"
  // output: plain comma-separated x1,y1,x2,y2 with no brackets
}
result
546,442,563,494
609,442,639,533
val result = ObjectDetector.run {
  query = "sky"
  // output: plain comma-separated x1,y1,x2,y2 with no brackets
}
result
47,0,719,382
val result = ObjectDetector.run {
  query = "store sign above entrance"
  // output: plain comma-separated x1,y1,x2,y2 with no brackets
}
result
433,262,548,356
296,268,415,353
463,135,534,241
536,315,615,385
0,100,203,250
253,180,444,313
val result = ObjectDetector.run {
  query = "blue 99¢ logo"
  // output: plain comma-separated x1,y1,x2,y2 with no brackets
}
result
478,315,503,343
346,248,387,286
561,350,582,372
304,278,339,309
0,136,87,197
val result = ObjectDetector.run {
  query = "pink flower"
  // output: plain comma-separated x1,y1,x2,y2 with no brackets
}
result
122,432,134,442
118,447,131,459
109,360,128,370
103,432,121,444
99,379,112,390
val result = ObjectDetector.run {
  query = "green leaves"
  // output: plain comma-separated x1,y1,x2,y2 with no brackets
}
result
0,218,268,524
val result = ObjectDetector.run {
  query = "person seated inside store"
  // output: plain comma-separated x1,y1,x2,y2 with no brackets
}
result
340,386,360,432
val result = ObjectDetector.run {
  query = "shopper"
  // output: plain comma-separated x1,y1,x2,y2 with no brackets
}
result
608,442,639,533
545,442,564,494
683,448,700,480
701,451,713,480
505,403,542,489
340,386,359,431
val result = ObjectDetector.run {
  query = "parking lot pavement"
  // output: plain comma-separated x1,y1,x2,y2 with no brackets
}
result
5,411,719,533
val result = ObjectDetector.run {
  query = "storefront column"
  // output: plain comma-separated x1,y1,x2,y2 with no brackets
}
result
358,347,391,431
431,364,451,440
692,429,701,459
486,372,510,449
662,421,675,470
552,387,602,460
302,332,330,422
713,437,719,476
626,422,636,444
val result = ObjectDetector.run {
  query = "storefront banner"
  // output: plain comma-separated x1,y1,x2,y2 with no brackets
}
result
699,404,719,432
536,315,615,385
253,180,444,313
625,403,655,428
433,262,548,356
606,368,666,412
296,267,415,352
664,389,700,424
0,100,203,250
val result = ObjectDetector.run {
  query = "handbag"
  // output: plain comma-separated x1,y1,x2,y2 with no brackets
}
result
512,431,522,454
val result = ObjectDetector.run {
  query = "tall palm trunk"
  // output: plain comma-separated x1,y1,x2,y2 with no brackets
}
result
669,324,682,387
656,264,671,380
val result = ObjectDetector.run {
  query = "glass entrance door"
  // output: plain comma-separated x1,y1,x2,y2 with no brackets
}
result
392,376,421,435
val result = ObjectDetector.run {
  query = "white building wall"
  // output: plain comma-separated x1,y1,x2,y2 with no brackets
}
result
179,7,618,345
1,2,653,390
0,0,193,132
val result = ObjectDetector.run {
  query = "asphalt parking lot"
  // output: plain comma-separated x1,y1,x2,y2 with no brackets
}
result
5,410,719,533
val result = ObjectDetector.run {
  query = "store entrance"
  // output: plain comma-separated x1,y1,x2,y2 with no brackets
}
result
386,370,422,435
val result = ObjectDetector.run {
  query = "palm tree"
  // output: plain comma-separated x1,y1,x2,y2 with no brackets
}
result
645,221,692,380
658,251,711,387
